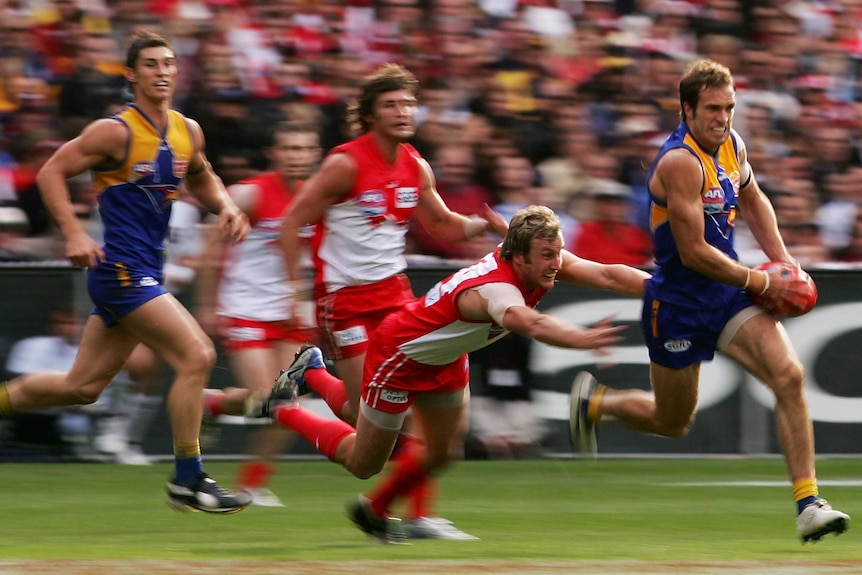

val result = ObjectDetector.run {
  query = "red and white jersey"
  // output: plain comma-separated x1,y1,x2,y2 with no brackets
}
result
219,172,301,321
312,132,423,295
378,249,548,366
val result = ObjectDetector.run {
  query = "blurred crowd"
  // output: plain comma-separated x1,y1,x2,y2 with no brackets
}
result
2,0,862,269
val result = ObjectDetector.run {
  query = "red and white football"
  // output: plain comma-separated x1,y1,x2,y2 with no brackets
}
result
747,261,818,318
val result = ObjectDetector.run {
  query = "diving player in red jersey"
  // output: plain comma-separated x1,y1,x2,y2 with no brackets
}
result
262,205,647,542
0,31,252,514
280,63,507,540
569,59,849,543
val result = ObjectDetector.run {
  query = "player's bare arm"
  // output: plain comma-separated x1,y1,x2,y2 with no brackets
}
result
184,119,249,244
280,151,355,283
414,159,507,241
734,138,793,266
657,149,763,292
36,118,127,268
503,305,624,351
557,251,650,297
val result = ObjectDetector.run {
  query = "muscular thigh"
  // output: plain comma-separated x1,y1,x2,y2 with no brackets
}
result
722,311,800,384
650,362,700,426
119,293,212,369
66,314,139,387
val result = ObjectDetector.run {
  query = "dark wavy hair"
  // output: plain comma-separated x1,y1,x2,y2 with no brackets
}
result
346,63,418,135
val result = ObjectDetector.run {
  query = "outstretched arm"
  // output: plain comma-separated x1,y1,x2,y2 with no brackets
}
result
556,250,650,297
414,159,508,241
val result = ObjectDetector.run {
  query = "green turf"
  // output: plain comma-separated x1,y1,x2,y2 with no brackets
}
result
1,458,860,561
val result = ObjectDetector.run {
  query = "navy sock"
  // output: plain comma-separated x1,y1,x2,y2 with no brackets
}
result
797,495,818,515
175,455,203,486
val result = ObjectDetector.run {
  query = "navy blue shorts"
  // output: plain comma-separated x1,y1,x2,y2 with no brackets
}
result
87,264,167,327
641,289,755,369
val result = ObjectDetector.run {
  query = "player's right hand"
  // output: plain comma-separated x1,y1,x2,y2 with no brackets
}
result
66,232,105,268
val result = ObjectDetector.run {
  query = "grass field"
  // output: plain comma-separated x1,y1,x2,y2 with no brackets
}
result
2,457,861,574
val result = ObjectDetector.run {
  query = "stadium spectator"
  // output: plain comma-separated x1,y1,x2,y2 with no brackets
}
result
569,178,652,267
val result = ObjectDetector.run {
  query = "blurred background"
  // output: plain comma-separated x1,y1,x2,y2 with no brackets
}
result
2,0,862,462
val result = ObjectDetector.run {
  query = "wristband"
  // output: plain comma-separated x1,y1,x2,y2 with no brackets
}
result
742,268,751,289
758,270,770,296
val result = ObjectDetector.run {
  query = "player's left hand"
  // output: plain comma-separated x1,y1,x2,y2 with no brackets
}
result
481,203,509,237
219,205,250,244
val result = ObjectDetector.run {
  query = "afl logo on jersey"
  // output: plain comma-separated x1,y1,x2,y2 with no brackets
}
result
357,190,386,216
133,161,155,176
703,187,727,215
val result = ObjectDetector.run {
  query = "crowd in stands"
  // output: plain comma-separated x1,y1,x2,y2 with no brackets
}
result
2,0,862,268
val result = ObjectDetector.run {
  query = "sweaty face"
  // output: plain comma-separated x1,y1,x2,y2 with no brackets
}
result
686,84,735,153
370,89,418,141
515,235,563,291
269,131,321,181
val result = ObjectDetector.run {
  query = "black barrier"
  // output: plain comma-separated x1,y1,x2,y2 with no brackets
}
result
1,263,861,457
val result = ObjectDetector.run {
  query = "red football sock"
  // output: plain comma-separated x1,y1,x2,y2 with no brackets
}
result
407,475,437,519
365,438,429,518
236,461,275,489
203,391,226,418
272,404,354,461
305,368,349,419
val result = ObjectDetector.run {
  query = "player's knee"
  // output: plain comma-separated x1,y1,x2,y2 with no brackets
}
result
769,359,805,399
70,381,107,405
180,341,217,375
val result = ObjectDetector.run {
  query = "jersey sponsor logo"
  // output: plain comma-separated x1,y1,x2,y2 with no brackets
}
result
357,190,386,217
333,325,368,347
703,187,728,215
394,187,419,208
139,276,159,287
380,389,409,404
663,339,692,352
173,158,188,176
132,161,156,176
227,326,267,342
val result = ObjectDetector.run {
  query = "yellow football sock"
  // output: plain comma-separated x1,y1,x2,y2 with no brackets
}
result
792,477,818,502
174,442,201,459
586,385,606,423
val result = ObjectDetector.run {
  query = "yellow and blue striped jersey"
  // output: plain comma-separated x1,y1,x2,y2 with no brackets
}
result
93,104,195,279
646,121,743,308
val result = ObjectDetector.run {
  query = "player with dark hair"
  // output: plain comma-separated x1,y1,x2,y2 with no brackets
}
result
569,59,849,543
0,31,252,513
262,205,648,542
280,62,507,539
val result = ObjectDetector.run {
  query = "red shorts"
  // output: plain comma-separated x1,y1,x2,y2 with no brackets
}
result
219,317,319,356
361,349,470,415
315,274,414,360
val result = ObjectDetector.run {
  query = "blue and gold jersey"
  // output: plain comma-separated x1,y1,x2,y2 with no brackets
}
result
646,121,742,308
93,104,195,282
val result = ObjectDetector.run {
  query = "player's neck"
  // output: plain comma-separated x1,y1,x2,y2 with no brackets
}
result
134,96,172,131
369,131,401,164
